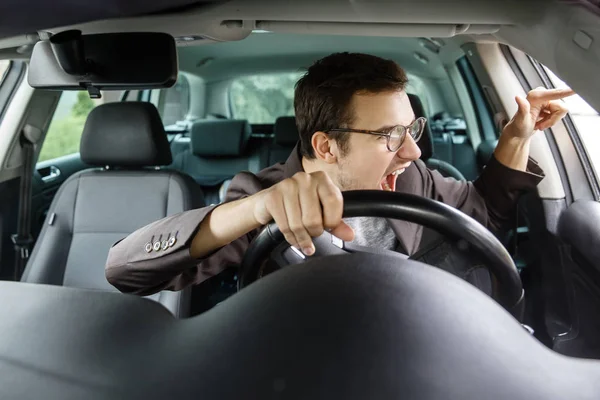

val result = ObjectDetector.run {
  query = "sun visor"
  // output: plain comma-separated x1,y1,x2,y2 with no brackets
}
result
28,30,177,98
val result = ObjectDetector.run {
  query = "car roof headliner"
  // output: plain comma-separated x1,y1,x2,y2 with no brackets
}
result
177,33,467,82
0,0,220,39
1,0,550,46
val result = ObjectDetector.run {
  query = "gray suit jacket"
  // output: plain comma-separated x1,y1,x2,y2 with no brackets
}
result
105,145,544,296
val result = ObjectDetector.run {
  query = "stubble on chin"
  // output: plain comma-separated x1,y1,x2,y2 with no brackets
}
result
336,165,364,191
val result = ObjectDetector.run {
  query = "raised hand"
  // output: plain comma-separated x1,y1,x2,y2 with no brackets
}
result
503,87,576,139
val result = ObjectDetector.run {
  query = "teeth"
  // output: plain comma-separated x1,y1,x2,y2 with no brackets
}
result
382,182,392,191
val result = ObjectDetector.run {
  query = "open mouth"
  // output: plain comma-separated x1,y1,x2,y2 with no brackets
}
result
380,169,405,191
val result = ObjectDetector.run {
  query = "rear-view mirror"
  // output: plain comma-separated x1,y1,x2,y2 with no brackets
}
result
28,31,177,98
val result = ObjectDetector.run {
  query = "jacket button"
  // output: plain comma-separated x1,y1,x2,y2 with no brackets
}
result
153,241,161,251
144,242,153,253
168,236,176,247
161,240,169,251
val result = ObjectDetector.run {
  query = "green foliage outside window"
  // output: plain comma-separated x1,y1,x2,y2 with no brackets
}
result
38,92,96,163
230,72,304,123
71,91,95,117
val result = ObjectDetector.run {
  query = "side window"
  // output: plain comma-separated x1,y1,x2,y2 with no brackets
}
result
543,66,600,174
157,74,190,126
38,92,99,162
230,72,304,123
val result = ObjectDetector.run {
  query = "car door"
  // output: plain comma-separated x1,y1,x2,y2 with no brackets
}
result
0,60,28,280
30,91,101,240
534,57,600,359
480,44,600,358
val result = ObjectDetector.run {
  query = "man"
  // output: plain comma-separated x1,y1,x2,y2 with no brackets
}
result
105,52,572,296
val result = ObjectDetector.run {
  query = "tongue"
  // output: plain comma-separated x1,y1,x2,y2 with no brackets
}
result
387,173,397,192
380,173,397,191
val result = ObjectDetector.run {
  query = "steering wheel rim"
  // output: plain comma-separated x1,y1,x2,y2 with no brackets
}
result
239,190,524,319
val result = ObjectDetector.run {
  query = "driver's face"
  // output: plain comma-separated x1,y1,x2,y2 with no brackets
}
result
335,90,421,191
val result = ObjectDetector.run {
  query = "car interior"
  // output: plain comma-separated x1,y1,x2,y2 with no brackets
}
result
1,0,600,398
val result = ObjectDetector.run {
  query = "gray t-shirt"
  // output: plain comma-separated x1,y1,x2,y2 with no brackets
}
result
344,217,397,251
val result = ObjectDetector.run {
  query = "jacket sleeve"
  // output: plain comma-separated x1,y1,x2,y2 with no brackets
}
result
105,172,265,296
421,155,545,232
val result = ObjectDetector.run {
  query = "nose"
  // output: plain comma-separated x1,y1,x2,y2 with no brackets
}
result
396,132,421,161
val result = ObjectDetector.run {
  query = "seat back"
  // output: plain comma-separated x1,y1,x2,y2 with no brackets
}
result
170,134,191,160
172,119,268,204
408,94,466,181
22,102,204,318
269,116,298,165
431,109,480,181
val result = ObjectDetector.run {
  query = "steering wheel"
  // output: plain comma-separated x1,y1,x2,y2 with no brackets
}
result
239,190,524,320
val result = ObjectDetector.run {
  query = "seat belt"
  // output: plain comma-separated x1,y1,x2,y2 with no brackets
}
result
11,125,42,280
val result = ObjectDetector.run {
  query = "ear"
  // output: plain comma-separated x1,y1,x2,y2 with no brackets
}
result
311,131,338,164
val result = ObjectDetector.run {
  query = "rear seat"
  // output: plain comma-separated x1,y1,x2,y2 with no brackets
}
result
271,100,479,183
408,94,479,181
270,116,299,165
170,119,268,205
217,117,298,203
213,100,479,204
265,105,474,183
429,114,479,181
170,134,191,160
219,117,300,202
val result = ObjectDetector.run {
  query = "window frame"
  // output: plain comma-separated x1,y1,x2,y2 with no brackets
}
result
501,44,600,202
538,62,600,197
0,60,10,84
456,56,497,142
0,61,26,124
532,59,600,196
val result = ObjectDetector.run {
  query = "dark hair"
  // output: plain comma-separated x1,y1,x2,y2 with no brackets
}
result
294,52,409,159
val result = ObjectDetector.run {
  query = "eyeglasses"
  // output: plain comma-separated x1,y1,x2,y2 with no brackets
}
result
327,117,427,152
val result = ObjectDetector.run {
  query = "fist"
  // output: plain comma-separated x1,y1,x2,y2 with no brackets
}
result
253,171,355,255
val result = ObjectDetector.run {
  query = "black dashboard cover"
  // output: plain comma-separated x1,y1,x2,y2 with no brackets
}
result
0,253,599,399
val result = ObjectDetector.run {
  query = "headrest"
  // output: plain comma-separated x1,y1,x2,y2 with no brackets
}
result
191,119,251,157
273,116,299,146
408,93,433,161
80,102,172,167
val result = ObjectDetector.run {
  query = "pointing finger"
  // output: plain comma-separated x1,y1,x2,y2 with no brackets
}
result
528,87,576,102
